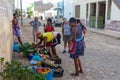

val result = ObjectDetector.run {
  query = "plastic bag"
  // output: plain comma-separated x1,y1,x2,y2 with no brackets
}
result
13,42,19,52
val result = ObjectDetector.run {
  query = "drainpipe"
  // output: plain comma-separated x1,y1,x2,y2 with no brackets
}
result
105,0,108,30
20,0,23,26
95,2,99,28
88,3,90,27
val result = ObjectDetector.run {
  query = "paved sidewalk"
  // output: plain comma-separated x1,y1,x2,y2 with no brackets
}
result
88,27,120,39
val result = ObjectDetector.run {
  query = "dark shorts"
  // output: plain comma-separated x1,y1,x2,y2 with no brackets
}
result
51,33,61,46
63,35,72,42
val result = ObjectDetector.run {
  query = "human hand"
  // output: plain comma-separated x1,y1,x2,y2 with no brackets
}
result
30,43,35,48
30,45,34,48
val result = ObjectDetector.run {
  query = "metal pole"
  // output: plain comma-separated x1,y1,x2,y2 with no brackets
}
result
95,2,99,28
20,0,23,26
17,0,19,8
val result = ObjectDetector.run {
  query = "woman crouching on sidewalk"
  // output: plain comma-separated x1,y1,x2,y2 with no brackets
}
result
31,32,61,57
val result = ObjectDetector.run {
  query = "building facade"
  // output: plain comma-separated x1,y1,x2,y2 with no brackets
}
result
64,0,75,20
56,0,64,17
64,0,120,31
34,1,53,18
0,0,13,61
34,1,53,12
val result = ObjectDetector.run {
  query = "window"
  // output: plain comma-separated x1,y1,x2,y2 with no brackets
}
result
90,3,96,16
75,5,80,18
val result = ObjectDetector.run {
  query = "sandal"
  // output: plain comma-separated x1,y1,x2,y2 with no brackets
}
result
71,73,79,77
79,70,84,74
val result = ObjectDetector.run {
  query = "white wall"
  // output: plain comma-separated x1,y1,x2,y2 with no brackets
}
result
74,0,107,19
64,0,75,20
74,0,86,19
80,3,86,19
111,1,120,21
74,0,120,21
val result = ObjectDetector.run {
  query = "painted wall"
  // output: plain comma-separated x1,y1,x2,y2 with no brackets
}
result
0,1,13,61
74,0,106,4
111,1,120,21
84,0,106,3
64,0,75,20
74,0,120,21
74,0,107,19
80,3,86,19
105,1,120,31
73,0,120,31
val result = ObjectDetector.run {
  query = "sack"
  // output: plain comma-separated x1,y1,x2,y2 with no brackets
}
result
32,54,43,61
70,41,76,54
13,42,19,52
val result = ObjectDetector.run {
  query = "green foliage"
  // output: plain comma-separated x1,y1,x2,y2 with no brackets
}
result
18,43,37,57
18,43,32,52
26,11,33,18
0,57,4,65
26,3,34,18
29,3,34,11
15,9,21,17
0,60,46,80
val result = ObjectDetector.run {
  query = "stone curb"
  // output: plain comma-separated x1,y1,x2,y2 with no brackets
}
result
88,28,120,39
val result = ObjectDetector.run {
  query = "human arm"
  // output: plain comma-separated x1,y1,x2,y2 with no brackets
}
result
12,19,19,27
38,21,41,26
62,26,64,35
44,26,46,32
32,37,47,48
52,26,55,31
83,26,87,37
43,23,46,27
71,27,77,41
61,23,64,35
29,21,33,26
12,19,14,27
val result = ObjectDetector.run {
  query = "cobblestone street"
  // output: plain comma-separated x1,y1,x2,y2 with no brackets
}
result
13,25,120,80
0,0,120,80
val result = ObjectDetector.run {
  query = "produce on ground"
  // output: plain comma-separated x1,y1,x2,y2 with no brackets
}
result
37,68,51,74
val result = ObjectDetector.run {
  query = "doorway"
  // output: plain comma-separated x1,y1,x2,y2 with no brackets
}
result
90,3,96,28
75,5,80,18
98,2,106,28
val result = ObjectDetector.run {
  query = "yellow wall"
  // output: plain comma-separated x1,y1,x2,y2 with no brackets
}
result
0,18,13,61
0,1,13,61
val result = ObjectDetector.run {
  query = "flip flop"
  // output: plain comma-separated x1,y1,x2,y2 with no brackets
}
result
71,73,79,77
79,70,84,74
